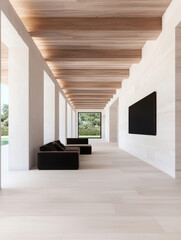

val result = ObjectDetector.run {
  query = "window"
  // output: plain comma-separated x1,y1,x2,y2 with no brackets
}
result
78,112,101,139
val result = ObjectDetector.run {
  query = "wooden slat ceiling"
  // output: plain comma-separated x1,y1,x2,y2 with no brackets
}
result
1,43,8,86
10,0,172,109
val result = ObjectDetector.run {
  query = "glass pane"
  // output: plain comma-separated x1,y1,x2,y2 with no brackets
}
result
78,112,101,139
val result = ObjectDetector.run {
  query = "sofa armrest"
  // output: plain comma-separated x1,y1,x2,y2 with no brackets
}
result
38,151,79,170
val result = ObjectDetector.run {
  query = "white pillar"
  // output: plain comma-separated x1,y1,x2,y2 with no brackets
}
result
109,99,119,142
59,93,66,144
44,72,55,144
9,46,29,170
67,103,72,138
0,12,2,185
105,108,110,141
1,13,29,170
72,110,76,138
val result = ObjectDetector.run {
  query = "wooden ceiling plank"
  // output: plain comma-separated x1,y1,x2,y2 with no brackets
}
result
43,49,141,60
68,95,112,99
21,17,162,32
64,90,116,95
54,69,129,82
52,69,129,76
31,30,161,41
71,99,110,102
47,61,132,70
1,43,8,86
9,0,172,18
60,81,121,90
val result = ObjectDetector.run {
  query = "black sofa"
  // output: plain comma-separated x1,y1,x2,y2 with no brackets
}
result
38,141,79,170
66,138,92,154
66,144,92,154
67,138,89,144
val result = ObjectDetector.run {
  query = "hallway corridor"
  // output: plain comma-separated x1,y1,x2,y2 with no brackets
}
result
0,141,181,239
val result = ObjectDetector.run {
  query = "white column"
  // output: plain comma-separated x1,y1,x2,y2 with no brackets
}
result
1,13,29,170
67,103,72,138
72,110,76,138
0,12,2,185
44,72,55,144
176,26,181,178
59,93,66,144
105,108,110,141
109,99,119,142
102,110,106,139
9,46,29,170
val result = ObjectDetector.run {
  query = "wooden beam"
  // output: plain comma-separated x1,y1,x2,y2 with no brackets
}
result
9,1,172,18
68,95,112,99
74,107,104,109
23,17,162,31
47,61,132,70
64,90,116,95
74,106,106,109
44,49,141,60
74,103,106,105
60,81,121,90
52,69,129,77
58,78,123,82
53,69,129,82
32,30,161,42
71,99,110,103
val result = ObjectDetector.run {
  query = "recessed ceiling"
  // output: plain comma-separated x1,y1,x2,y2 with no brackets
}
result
10,0,172,109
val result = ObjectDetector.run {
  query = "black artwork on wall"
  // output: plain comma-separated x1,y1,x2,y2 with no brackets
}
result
129,92,156,135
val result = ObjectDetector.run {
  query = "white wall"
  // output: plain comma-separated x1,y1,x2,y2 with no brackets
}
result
105,0,181,178
44,72,55,144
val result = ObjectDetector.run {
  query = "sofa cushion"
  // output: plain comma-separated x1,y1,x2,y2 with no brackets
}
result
65,146,80,155
40,142,57,151
67,138,88,144
53,142,64,151
66,144,92,154
54,140,66,150
40,144,50,151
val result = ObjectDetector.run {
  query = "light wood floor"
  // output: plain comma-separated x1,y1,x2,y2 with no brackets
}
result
1,141,181,239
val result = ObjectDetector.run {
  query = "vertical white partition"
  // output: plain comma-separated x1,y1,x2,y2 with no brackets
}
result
67,103,72,138
59,93,66,144
44,72,55,144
